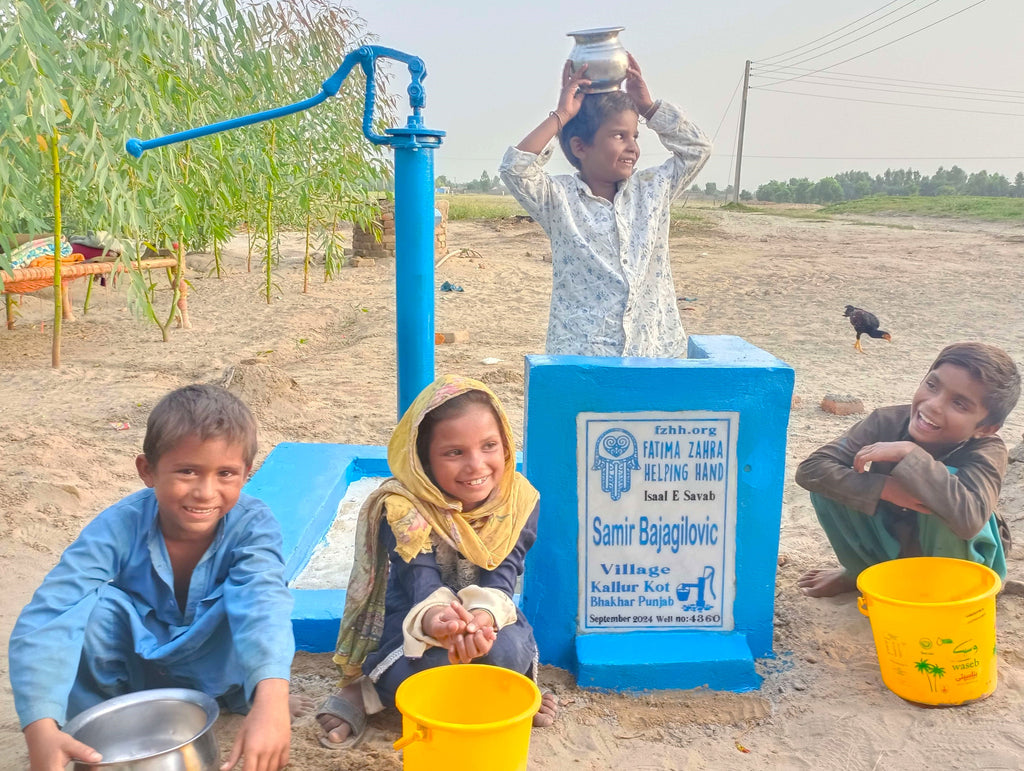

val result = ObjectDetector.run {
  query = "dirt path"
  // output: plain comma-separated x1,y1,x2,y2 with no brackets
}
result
2,206,1023,769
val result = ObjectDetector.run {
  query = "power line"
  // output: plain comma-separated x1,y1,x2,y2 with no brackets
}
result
758,0,907,63
759,0,935,68
750,65,1024,98
752,79,1024,106
752,86,1024,117
711,72,744,143
757,0,943,72
754,0,990,89
713,154,1024,160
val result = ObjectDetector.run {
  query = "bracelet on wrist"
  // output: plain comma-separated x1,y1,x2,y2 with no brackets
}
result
641,100,660,122
549,110,564,134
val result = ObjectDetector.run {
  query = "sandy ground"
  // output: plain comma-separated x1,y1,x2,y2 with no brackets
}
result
2,204,1024,770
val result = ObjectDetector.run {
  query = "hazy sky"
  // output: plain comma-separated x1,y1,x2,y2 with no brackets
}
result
342,0,1024,192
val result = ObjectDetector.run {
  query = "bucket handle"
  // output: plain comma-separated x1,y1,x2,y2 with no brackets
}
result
857,595,869,617
393,724,430,751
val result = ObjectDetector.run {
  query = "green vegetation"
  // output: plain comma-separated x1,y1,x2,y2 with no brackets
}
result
2,0,394,359
720,202,755,212
669,205,717,235
442,195,528,221
824,196,1024,222
718,203,830,221
716,196,1023,224
756,167,1024,206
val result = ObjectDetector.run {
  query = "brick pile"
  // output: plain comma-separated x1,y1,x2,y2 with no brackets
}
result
349,200,395,261
347,199,450,264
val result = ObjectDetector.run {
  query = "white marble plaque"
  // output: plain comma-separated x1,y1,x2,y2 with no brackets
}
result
577,411,738,632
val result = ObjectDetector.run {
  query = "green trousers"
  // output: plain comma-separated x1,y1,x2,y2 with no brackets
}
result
809,491,1006,580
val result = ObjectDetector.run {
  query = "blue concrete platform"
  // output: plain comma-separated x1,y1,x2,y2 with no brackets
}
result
245,335,793,695
523,335,794,692
576,630,759,692
243,442,387,652
245,441,524,653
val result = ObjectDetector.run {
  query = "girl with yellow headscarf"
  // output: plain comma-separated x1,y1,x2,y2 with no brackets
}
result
316,375,556,748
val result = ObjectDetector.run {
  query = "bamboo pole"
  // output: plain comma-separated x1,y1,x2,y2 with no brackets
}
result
213,238,222,278
51,127,62,368
161,238,184,342
264,122,275,304
83,275,94,313
265,184,273,304
325,213,338,283
303,213,311,294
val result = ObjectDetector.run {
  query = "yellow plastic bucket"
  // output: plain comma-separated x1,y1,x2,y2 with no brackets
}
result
393,664,541,771
857,556,1000,706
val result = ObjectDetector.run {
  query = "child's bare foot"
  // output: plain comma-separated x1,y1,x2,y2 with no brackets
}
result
315,683,365,749
532,690,559,727
798,567,857,597
290,693,316,719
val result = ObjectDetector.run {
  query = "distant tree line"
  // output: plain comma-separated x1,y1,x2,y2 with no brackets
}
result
439,165,1024,205
753,166,1024,204
435,171,505,194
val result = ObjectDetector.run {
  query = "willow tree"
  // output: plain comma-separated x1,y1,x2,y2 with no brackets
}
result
1,0,208,350
230,0,395,296
2,0,398,356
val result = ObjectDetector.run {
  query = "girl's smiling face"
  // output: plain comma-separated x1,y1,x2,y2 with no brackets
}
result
424,402,506,510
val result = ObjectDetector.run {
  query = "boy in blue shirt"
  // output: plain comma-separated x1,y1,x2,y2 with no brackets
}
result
9,384,296,770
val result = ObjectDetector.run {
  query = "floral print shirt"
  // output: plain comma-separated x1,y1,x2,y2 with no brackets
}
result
499,101,711,357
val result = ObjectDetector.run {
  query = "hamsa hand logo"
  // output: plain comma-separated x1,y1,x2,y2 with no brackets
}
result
593,428,639,501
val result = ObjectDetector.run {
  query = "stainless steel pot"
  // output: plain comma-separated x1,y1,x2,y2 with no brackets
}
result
567,26,628,93
63,688,219,770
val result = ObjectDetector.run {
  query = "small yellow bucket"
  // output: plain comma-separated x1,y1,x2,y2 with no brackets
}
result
393,664,541,771
857,556,1000,706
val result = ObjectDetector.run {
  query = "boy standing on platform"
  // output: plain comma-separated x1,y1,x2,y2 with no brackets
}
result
499,54,712,358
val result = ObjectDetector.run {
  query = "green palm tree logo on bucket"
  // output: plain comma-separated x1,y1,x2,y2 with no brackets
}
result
915,659,946,692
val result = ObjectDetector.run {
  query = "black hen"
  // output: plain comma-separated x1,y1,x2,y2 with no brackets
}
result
844,305,891,353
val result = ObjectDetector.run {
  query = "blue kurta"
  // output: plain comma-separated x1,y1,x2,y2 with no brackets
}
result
9,488,295,728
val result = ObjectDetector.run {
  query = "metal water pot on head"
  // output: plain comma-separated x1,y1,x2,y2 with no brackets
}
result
566,26,628,93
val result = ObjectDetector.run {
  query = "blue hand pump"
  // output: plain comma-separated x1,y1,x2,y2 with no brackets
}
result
126,46,445,418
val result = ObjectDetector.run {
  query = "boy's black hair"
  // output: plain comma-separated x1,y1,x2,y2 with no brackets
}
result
416,390,505,476
928,342,1021,427
559,91,638,170
143,384,258,467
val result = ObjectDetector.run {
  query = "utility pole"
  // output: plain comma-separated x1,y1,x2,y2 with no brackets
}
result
732,60,750,204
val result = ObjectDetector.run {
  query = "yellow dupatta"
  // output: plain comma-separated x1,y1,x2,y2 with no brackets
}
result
332,375,539,683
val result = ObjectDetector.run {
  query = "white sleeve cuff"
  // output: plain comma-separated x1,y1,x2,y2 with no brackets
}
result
500,141,555,174
457,585,518,630
401,587,459,657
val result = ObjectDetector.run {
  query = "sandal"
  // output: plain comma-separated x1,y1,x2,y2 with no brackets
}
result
315,692,366,749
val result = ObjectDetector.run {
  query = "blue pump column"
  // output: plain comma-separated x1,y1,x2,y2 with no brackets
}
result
389,117,444,417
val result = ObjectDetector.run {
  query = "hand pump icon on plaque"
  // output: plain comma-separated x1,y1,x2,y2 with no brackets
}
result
677,565,717,612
